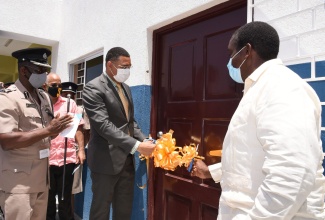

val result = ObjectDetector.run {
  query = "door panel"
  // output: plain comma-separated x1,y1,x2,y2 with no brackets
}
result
152,1,246,219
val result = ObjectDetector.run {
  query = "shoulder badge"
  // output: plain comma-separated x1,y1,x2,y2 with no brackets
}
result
1,85,17,93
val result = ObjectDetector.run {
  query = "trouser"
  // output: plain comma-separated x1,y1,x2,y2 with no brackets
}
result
0,190,48,220
89,154,135,220
47,163,75,220
71,164,83,194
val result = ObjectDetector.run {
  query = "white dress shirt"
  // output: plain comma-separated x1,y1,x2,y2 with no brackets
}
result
212,59,325,219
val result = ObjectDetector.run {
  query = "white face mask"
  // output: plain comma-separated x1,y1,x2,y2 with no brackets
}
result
29,72,47,88
112,65,130,83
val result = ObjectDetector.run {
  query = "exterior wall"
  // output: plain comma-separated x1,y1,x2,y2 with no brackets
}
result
1,0,325,219
250,0,325,161
57,0,228,84
0,0,62,41
0,0,62,69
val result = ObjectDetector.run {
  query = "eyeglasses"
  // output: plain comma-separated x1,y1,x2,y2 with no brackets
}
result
118,65,132,69
47,83,62,88
112,63,132,70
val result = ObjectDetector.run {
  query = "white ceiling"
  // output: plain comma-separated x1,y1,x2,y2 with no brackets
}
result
0,37,32,57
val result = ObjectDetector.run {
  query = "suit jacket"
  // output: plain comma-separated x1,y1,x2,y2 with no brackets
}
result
83,72,146,175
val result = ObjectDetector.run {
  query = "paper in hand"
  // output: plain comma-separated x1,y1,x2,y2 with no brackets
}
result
60,113,82,138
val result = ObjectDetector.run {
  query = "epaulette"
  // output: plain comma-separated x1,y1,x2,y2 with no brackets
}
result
1,85,17,93
38,88,46,93
38,88,46,97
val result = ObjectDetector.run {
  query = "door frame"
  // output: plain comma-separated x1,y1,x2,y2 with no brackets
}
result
149,0,247,219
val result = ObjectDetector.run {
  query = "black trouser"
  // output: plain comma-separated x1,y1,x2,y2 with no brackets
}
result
89,155,135,220
47,163,75,220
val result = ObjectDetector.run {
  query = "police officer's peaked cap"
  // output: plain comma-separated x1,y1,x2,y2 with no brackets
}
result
61,82,78,94
12,48,51,68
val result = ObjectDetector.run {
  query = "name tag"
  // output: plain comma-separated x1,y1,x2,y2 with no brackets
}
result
39,148,50,159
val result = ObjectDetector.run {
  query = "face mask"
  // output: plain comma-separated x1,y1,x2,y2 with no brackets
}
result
29,72,47,88
227,46,247,84
48,87,62,98
112,65,130,83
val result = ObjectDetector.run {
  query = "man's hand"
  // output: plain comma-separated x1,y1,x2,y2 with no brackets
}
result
137,141,156,156
191,159,212,179
47,113,73,136
76,149,86,165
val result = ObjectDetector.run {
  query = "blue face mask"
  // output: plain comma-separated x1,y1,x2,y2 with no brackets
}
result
227,46,247,84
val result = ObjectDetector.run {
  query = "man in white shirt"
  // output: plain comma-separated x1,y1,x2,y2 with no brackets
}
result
192,21,325,219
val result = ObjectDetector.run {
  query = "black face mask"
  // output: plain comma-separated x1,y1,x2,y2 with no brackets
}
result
48,87,61,97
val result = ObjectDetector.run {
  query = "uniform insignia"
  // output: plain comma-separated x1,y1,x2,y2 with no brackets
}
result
2,87,16,93
43,53,47,59
26,103,37,108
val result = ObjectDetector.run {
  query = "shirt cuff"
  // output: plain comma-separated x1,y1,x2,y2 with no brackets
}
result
130,141,141,154
208,162,222,183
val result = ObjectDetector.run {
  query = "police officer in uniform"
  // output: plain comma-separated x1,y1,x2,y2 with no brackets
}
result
0,48,73,220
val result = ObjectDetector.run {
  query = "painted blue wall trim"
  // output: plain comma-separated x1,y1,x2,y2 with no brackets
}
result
322,131,325,175
74,85,152,220
130,85,152,220
316,61,325,77
131,85,152,137
309,81,325,102
287,63,311,79
287,60,325,79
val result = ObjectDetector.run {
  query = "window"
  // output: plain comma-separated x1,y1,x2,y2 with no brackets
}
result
70,52,104,106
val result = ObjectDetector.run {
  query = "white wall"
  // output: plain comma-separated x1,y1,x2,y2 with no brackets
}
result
0,0,62,41
0,0,63,69
250,0,325,80
57,0,228,84
2,0,324,84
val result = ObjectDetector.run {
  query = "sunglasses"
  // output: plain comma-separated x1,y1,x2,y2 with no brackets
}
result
47,83,62,88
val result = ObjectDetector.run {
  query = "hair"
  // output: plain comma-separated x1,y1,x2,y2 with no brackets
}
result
232,21,279,61
105,47,130,63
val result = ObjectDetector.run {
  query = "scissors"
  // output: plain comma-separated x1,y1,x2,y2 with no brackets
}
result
187,144,199,172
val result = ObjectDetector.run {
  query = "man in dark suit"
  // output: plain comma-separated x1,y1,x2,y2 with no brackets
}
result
83,47,156,220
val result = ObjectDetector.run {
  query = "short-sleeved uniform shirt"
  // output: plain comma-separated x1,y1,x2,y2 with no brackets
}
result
0,80,53,193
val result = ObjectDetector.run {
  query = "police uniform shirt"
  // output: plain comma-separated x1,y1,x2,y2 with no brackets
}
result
0,79,53,193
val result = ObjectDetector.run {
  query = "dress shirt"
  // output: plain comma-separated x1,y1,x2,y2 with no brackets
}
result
216,59,325,219
49,96,84,166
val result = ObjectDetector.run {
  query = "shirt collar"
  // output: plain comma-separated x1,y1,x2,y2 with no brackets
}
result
104,71,118,89
244,58,283,94
54,95,65,105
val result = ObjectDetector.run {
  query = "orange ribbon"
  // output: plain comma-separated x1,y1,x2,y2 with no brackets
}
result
140,130,203,171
